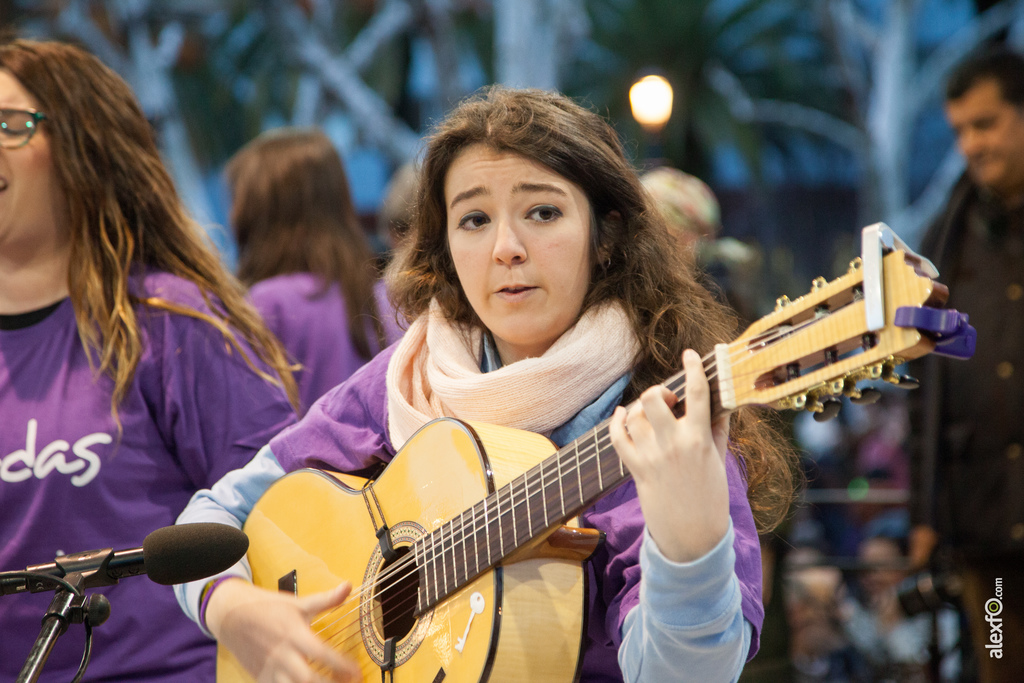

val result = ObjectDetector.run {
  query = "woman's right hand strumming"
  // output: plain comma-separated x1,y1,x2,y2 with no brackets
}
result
206,579,362,682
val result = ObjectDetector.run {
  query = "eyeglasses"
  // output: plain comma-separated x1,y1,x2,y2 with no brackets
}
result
0,109,47,149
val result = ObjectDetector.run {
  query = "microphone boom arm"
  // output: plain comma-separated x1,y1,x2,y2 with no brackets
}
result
33,547,124,589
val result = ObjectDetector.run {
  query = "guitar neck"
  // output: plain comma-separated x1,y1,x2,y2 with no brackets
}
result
414,362,719,613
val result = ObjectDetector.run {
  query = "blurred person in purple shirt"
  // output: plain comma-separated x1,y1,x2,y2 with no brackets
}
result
226,128,404,416
0,39,300,681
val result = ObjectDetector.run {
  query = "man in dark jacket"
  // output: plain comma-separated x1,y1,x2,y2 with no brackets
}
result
909,48,1024,683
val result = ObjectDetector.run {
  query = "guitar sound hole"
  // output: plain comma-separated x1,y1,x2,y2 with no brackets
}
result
375,545,418,642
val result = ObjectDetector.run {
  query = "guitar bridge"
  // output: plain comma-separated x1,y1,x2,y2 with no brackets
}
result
278,569,297,596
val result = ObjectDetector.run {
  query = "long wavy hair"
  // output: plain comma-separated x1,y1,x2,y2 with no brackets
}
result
387,86,799,532
0,38,299,414
226,128,385,360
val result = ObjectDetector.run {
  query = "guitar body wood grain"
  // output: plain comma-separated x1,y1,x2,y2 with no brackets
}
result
217,418,588,683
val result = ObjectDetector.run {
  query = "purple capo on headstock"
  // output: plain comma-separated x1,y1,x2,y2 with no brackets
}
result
894,307,977,360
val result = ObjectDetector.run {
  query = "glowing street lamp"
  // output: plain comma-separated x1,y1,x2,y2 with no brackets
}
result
629,74,673,164
629,74,673,133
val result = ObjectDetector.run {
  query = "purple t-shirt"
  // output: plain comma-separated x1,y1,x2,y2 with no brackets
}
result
271,345,764,680
0,272,296,682
249,274,404,416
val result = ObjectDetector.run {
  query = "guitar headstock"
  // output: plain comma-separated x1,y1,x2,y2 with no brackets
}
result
713,224,975,420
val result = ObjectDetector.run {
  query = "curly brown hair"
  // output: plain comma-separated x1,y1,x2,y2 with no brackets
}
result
0,38,299,415
387,86,799,533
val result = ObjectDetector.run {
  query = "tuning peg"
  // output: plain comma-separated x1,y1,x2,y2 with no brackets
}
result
842,377,882,404
789,394,807,410
812,277,828,291
867,363,884,380
813,397,842,422
892,375,920,390
775,295,791,312
850,387,882,404
881,362,920,390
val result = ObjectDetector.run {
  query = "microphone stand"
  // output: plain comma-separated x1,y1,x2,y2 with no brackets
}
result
18,572,86,683
6,570,112,683
3,524,245,681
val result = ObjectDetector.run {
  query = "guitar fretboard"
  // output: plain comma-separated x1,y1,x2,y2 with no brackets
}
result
413,424,624,612
412,363,723,613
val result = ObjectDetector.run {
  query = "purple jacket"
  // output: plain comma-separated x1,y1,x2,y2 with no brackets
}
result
271,344,764,680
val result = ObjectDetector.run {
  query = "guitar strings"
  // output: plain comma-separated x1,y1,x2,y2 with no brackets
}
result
299,422,639,652
301,309,840,652
304,309,844,658
305,383,677,642
299,308,848,654
311,419,711,657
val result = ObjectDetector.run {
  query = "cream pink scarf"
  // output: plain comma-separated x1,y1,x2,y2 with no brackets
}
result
385,299,639,449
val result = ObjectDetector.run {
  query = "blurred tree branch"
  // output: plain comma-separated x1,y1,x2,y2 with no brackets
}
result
706,0,1024,244
51,0,217,227
705,60,867,153
260,0,421,162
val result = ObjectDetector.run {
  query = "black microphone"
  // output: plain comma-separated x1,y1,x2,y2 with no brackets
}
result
0,523,248,594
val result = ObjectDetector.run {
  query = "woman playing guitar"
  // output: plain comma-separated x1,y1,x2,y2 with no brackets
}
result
174,86,799,682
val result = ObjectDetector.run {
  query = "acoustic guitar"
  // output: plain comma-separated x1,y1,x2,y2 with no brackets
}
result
217,224,975,682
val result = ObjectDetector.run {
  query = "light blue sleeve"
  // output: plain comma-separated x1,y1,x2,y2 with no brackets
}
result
173,446,285,636
618,521,752,682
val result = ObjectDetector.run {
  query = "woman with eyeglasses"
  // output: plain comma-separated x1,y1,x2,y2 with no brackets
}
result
174,87,800,682
225,128,404,416
0,39,300,681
